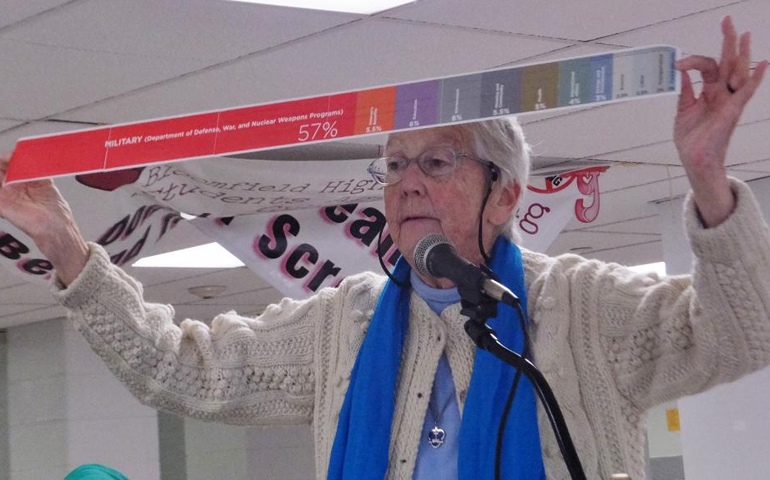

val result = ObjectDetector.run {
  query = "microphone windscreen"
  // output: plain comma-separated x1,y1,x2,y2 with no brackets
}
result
413,234,450,277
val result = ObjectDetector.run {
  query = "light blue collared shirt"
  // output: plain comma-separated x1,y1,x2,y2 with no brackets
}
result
411,270,461,480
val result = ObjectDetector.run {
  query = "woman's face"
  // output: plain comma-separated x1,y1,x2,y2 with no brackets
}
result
383,127,518,287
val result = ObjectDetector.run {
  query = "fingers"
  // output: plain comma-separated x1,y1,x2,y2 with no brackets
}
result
678,69,697,112
730,32,752,90
0,156,8,185
732,60,768,106
676,17,759,101
719,16,738,83
676,55,720,83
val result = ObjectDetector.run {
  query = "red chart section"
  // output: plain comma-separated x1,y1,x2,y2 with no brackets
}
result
7,128,110,182
104,113,220,169
214,93,357,154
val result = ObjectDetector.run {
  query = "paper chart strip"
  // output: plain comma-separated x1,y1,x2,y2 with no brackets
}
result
6,46,677,184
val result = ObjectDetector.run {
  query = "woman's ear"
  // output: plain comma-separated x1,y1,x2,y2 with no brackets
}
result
487,182,521,227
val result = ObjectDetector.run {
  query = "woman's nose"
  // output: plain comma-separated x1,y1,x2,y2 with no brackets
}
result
398,160,427,196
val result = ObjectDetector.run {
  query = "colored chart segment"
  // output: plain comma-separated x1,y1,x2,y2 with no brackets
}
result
6,46,678,184
440,74,483,123
480,69,522,117
354,87,396,135
393,81,440,129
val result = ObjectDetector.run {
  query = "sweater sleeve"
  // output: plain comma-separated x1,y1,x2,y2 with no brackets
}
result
589,178,770,411
51,242,336,426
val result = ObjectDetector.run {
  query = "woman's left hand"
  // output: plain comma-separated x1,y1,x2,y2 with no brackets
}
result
674,16,767,227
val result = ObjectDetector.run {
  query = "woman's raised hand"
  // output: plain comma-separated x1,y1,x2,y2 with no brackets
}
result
674,16,768,227
0,156,89,285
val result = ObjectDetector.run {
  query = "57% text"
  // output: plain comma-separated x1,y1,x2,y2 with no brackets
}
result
298,121,339,142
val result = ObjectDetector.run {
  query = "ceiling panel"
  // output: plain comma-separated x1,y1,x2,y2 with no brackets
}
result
385,0,736,41
0,0,358,63
0,119,100,153
574,214,663,236
142,266,271,305
190,286,284,308
607,0,770,61
0,39,208,120
546,230,660,257
522,94,680,161
592,119,770,167
0,283,56,306
0,119,24,152
582,238,664,266
0,0,72,29
0,304,67,328
0,304,36,317
594,163,687,193
58,17,570,124
730,158,770,173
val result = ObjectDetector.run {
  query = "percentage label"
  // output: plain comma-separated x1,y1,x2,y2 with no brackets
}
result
365,125,383,133
298,121,339,142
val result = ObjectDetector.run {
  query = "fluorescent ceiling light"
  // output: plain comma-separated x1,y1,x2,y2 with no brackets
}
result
133,242,245,268
227,0,416,15
628,261,667,277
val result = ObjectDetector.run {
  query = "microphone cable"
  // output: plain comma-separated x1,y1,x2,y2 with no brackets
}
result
494,295,533,480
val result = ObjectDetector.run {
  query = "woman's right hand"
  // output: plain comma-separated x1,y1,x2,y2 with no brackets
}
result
0,156,89,285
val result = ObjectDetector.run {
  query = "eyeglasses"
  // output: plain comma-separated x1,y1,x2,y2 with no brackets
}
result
367,147,495,186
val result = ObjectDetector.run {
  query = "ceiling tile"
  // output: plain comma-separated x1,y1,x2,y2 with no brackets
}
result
0,304,67,328
0,119,100,153
607,0,770,65
0,0,72,29
141,266,271,305
385,0,736,41
0,0,358,62
0,304,33,317
730,158,770,173
190,286,284,308
582,238,664,266
575,215,663,235
0,39,208,120
592,119,770,167
58,17,569,124
522,93,679,161
547,230,660,257
0,283,56,305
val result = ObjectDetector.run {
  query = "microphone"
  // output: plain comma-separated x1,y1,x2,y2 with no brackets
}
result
413,234,519,306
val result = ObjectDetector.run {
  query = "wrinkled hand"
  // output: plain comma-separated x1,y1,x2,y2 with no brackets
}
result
0,156,88,285
674,16,767,227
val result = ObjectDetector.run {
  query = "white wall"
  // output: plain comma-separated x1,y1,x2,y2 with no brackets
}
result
3,317,317,480
5,319,161,480
656,175,770,480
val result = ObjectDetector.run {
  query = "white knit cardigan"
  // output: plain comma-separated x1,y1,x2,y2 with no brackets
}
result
54,179,770,480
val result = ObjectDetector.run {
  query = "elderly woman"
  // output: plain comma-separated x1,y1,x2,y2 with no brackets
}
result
1,17,769,480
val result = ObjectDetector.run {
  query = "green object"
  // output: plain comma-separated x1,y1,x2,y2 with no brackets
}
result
64,464,129,480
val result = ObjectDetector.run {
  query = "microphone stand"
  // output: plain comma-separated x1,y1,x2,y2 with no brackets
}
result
458,272,587,480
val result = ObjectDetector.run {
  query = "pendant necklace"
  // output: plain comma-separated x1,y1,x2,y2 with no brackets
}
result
427,392,453,448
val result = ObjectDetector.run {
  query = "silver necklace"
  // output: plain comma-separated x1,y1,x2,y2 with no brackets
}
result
427,391,453,448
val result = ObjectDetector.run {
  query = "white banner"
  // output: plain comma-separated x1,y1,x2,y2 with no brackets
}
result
0,156,607,299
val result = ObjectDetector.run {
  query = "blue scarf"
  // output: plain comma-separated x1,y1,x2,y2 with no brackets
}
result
328,237,545,479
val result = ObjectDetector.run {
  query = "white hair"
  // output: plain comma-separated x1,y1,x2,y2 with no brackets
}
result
453,116,531,242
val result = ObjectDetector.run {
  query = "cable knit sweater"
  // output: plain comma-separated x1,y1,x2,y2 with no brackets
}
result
53,178,770,480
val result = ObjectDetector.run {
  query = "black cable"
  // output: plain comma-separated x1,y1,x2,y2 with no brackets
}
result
376,224,407,288
494,301,532,480
477,164,498,266
472,329,586,480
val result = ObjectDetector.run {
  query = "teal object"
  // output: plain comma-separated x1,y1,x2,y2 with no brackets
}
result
65,464,129,480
